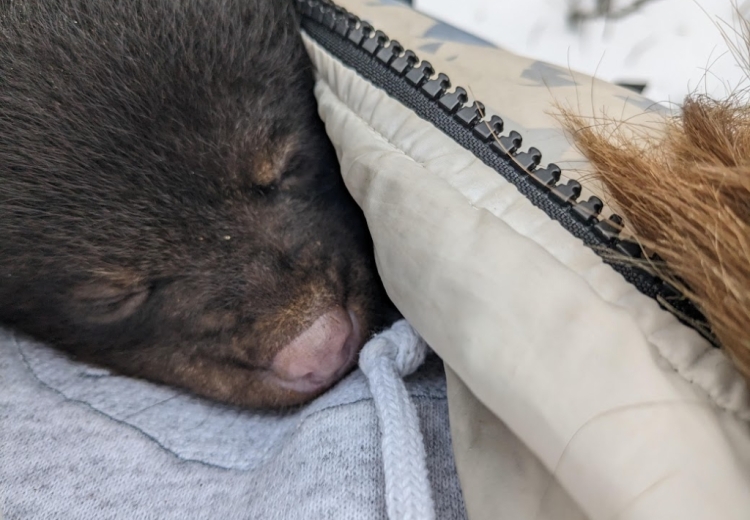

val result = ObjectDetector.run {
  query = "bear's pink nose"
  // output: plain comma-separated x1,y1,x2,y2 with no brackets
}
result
269,307,360,394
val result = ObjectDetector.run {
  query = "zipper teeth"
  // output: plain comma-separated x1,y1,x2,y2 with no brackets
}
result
296,0,715,343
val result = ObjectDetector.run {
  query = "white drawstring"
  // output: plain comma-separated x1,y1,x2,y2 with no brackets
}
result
359,320,436,520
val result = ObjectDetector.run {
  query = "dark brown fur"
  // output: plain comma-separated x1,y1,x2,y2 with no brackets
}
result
0,0,395,408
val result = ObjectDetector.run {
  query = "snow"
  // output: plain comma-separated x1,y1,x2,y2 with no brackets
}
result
413,0,749,106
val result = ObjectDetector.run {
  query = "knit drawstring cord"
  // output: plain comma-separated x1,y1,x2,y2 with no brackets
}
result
359,320,436,520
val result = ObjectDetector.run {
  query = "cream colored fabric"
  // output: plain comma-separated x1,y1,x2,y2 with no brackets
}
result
445,366,587,520
302,16,750,519
333,0,671,221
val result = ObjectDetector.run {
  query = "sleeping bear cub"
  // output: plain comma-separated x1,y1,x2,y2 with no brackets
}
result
0,0,395,408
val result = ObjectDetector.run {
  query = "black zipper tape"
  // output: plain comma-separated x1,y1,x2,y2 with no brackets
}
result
296,0,714,343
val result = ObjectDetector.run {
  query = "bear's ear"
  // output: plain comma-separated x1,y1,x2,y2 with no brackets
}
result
70,272,150,325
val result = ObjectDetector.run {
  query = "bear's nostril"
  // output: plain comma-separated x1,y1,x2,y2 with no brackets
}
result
269,307,361,393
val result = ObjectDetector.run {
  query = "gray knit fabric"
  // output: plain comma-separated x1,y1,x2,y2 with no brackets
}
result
0,328,467,519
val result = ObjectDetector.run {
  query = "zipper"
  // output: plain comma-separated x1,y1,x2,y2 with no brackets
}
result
295,0,713,342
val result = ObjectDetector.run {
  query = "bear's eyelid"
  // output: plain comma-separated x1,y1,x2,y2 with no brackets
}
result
252,135,299,187
71,275,151,324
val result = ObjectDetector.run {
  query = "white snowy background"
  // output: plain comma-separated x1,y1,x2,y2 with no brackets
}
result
413,0,749,107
